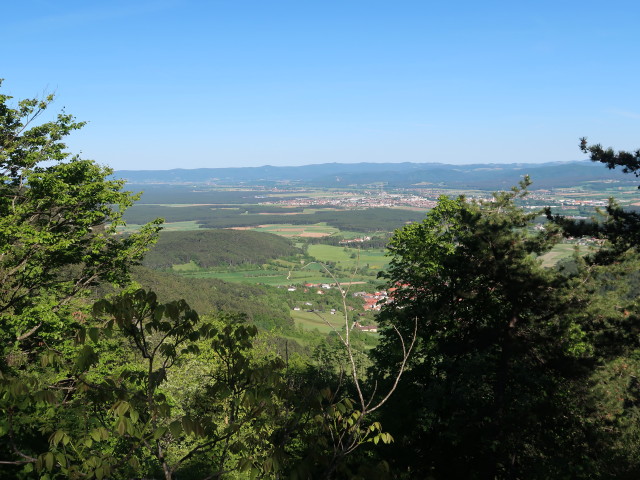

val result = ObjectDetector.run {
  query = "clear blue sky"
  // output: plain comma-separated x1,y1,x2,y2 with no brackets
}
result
2,0,639,170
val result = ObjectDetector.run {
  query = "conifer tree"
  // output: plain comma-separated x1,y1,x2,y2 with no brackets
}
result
371,179,595,478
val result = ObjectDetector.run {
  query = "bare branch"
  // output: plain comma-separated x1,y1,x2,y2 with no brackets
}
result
300,255,418,471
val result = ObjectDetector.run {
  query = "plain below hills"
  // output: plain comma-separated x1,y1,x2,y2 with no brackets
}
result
115,160,634,190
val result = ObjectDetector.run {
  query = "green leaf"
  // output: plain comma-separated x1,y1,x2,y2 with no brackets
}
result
114,400,130,416
238,457,252,472
55,452,67,468
153,426,168,440
74,344,98,371
45,451,54,471
130,409,139,424
182,417,194,435
169,420,182,438
88,327,99,343
116,418,126,436
50,430,63,446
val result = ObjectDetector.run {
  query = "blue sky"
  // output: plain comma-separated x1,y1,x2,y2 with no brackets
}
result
2,0,639,170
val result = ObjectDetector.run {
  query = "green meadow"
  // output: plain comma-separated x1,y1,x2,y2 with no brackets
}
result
291,309,346,334
176,261,373,286
307,244,389,271
539,242,596,268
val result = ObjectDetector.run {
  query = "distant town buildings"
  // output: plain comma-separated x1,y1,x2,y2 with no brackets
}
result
339,236,371,244
353,290,389,311
260,188,614,212
352,321,378,333
260,192,437,210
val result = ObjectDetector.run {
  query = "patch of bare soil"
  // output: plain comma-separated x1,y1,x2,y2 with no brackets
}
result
299,232,331,237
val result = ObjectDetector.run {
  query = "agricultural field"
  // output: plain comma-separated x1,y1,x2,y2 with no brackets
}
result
117,185,614,288
173,242,390,287
232,223,339,238
307,244,389,272
176,263,375,287
291,310,346,334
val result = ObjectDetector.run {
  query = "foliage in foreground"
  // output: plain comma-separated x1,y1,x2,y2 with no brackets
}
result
371,154,640,478
0,82,396,479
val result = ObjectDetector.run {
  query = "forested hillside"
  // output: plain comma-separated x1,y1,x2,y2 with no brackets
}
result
141,229,300,269
131,267,294,331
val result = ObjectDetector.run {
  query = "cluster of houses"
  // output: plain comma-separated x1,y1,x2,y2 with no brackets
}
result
353,290,390,311
289,287,391,312
352,321,378,333
302,282,335,294
286,283,335,294
293,302,338,314
287,285,396,312
286,284,383,333
338,236,371,244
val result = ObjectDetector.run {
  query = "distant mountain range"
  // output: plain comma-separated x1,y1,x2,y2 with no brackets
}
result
115,161,634,190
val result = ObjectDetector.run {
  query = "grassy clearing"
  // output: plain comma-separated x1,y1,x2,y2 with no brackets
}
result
291,310,345,334
308,244,389,271
539,243,593,268
271,259,300,268
277,332,312,348
246,223,340,238
172,260,201,272
178,267,369,286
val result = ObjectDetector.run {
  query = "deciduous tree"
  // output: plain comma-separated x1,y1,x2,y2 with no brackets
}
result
0,81,161,476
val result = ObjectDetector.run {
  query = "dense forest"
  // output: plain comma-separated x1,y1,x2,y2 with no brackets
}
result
3,85,640,480
141,230,300,269
123,203,426,233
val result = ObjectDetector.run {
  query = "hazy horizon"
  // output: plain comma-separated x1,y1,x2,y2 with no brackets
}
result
113,158,596,172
